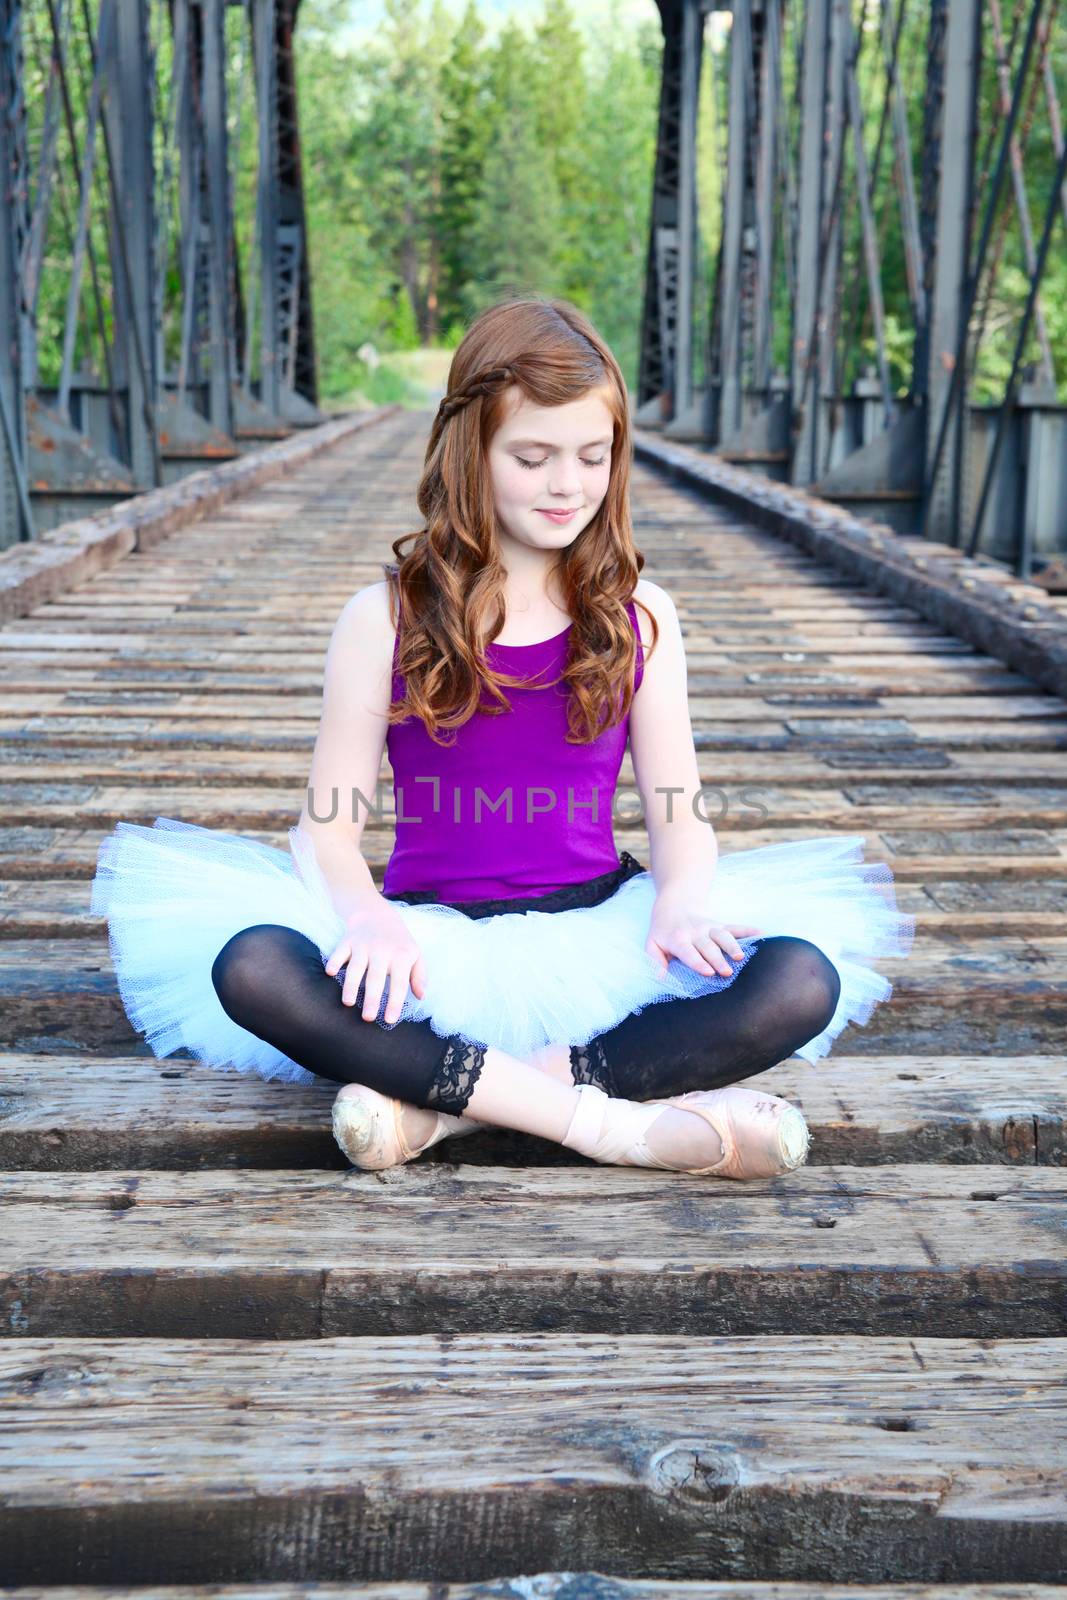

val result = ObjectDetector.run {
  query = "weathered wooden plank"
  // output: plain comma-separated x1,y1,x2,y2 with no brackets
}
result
0,1334,1066,1585
0,1165,1065,1339
0,411,397,626
0,629,1027,672
4,878,1063,941
0,672,1042,720
636,433,1067,701
876,828,1067,861
0,629,989,660
8,601,979,627
0,594,982,632
2,825,1063,884
0,1053,1061,1171
1,933,1065,1056
6,711,1067,756
7,787,1067,834
0,697,1060,734
0,1583,1059,1599
17,604,959,634
6,750,1067,789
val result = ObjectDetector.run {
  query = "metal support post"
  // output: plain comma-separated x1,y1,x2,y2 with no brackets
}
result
201,0,235,435
717,0,750,441
253,0,280,414
104,0,160,486
754,0,780,399
0,0,32,544
790,0,829,484
673,0,701,422
921,0,980,544
637,0,688,420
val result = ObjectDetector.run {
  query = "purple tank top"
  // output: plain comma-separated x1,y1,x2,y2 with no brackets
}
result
383,600,646,901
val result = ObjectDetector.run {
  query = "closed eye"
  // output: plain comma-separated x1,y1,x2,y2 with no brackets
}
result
517,456,608,470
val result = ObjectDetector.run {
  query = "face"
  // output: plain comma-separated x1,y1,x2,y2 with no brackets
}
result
487,386,615,554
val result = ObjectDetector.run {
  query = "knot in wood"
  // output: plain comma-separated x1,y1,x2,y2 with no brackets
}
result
647,1442,739,1503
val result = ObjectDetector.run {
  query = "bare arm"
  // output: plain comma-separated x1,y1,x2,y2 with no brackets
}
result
296,582,425,1021
628,578,762,977
628,578,718,896
296,582,394,918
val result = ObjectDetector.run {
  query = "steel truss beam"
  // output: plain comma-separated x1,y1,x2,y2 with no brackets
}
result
0,0,33,539
636,0,704,427
664,0,1067,573
0,0,320,548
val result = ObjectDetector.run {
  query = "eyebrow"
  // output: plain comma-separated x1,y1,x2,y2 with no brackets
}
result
508,437,613,450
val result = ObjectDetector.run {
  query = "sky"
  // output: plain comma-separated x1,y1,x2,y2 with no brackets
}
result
340,0,663,45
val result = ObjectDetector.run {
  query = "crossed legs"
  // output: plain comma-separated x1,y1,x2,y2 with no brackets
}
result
210,922,593,1148
568,934,842,1100
210,923,487,1110
211,925,841,1162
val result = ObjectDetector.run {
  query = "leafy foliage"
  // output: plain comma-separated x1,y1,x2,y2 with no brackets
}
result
294,0,663,396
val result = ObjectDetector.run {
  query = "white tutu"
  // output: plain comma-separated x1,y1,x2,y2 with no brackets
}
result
90,817,915,1087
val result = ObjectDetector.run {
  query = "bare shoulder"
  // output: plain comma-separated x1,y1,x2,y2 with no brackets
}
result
632,576,678,647
338,579,395,633
334,580,397,649
325,581,396,700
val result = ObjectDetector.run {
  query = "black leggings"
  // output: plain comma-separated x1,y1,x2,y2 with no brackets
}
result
210,889,841,1117
211,924,489,1116
568,933,841,1101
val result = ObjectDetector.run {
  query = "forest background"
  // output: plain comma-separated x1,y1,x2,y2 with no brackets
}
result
295,0,1067,412
22,0,1066,414
294,0,688,407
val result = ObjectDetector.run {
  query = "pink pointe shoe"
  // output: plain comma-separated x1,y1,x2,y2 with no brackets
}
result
331,1083,486,1171
560,1081,810,1178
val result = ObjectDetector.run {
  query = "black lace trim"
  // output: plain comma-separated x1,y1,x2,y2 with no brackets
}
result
569,1036,617,1098
425,1035,487,1114
383,849,647,921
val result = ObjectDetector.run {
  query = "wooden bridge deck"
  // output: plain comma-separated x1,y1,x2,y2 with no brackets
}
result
0,408,1064,1590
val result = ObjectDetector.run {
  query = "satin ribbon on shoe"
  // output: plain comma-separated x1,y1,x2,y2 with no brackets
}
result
560,1082,691,1170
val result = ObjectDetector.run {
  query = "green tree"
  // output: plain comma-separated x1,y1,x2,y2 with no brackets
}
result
464,18,563,314
290,0,668,396
436,1,493,338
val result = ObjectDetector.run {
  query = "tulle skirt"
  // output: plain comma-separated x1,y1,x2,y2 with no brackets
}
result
89,817,915,1088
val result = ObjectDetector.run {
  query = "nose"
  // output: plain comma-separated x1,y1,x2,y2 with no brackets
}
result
546,457,583,497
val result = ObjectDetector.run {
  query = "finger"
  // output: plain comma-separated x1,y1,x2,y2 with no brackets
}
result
361,958,389,1022
410,952,427,1000
341,947,368,1007
705,922,747,960
675,936,725,978
324,939,351,977
691,934,734,977
645,936,671,977
726,923,764,938
383,963,410,1026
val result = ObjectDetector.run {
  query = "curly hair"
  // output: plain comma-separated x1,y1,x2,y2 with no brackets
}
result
383,295,658,746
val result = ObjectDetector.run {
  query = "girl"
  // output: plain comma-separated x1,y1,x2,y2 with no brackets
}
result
91,296,913,1179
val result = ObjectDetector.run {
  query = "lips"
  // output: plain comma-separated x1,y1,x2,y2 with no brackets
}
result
538,509,580,522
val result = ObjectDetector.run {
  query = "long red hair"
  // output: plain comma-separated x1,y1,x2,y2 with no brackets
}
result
384,295,658,746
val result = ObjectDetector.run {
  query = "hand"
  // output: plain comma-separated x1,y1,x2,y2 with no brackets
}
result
324,899,427,1025
646,896,763,980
